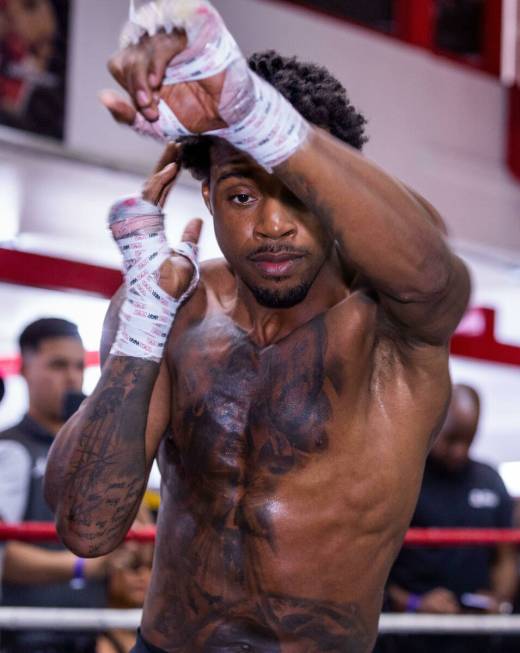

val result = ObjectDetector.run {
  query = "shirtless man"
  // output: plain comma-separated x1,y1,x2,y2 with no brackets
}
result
44,2,470,651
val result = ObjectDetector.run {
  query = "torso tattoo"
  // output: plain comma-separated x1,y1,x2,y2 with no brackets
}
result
143,313,374,652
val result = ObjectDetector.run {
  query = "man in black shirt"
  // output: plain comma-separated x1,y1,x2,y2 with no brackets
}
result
385,383,517,652
0,318,107,653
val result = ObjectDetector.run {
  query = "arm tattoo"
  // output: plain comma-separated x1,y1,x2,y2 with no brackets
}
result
52,357,158,554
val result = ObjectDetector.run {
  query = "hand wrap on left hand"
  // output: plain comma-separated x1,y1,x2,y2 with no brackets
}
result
109,196,199,363
120,0,309,171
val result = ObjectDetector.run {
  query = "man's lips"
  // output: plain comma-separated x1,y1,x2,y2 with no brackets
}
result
248,251,306,276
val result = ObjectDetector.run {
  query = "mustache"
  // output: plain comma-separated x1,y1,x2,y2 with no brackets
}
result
246,244,310,259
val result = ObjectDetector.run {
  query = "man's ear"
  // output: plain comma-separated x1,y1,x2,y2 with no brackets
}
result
201,180,213,215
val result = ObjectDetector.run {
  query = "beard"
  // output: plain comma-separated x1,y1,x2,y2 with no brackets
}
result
245,278,313,309
237,241,332,309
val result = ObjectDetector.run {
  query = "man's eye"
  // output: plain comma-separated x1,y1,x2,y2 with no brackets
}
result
231,193,253,205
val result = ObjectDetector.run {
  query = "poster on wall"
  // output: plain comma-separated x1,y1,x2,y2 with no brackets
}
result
0,0,71,140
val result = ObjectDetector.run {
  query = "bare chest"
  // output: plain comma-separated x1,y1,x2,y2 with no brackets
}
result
164,315,334,488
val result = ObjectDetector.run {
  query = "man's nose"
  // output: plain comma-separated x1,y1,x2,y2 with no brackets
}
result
254,199,297,239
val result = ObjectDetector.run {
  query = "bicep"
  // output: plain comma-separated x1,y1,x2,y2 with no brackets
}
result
379,252,471,346
375,187,469,345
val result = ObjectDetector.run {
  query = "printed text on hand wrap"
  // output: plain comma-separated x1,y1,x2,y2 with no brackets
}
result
122,0,309,171
109,196,199,363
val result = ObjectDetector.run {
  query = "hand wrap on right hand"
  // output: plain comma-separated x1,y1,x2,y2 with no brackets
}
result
109,196,199,363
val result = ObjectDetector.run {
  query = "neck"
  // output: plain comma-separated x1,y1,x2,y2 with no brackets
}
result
28,405,62,436
232,254,347,347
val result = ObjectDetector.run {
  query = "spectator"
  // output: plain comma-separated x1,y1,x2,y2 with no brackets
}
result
97,506,154,653
0,318,107,653
383,383,517,653
0,372,32,601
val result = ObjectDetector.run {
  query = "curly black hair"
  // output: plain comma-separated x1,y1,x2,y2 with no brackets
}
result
180,50,368,180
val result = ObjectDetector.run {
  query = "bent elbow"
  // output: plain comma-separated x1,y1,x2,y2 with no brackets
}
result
54,500,128,557
397,249,458,304
58,532,93,559
56,519,123,558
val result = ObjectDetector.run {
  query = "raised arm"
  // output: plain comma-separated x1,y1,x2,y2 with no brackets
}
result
103,0,469,345
44,152,202,556
275,130,470,344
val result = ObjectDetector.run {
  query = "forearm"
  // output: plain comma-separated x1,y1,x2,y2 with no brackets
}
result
276,127,452,301
3,542,76,584
44,356,159,557
4,541,106,585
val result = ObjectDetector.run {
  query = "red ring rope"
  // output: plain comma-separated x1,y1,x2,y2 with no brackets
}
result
1,524,520,545
0,523,156,543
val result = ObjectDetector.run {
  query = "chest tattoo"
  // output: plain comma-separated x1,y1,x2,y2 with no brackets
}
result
150,316,369,651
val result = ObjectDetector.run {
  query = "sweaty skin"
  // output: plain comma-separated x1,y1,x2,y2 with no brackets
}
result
45,30,470,653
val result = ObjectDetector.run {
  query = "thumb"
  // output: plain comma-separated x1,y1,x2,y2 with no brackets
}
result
98,89,136,125
181,218,203,245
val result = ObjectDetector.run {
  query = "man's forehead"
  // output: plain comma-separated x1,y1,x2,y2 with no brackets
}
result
210,139,266,180
37,337,84,355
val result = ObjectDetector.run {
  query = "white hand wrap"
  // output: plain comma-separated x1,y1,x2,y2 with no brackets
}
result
121,0,309,171
109,196,199,363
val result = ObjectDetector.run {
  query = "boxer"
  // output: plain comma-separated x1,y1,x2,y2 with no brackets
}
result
45,2,470,651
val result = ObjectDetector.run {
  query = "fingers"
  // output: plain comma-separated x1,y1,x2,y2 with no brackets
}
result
109,45,159,121
99,89,136,125
149,143,183,207
181,218,203,245
148,30,188,92
126,53,160,122
142,162,181,206
108,31,188,122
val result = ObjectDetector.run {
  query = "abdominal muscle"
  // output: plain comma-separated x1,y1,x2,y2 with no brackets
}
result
138,309,431,651
140,447,401,653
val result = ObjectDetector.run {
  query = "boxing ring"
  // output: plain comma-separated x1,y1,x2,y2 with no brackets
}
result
1,524,520,636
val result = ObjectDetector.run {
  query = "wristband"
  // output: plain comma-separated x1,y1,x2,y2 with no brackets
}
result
405,593,421,613
70,557,86,590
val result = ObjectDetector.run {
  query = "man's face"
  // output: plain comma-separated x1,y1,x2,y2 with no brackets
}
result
22,336,85,423
205,141,334,309
429,390,479,473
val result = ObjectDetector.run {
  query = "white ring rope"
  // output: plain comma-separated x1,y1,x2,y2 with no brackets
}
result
0,608,142,631
2,608,520,634
380,614,520,634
